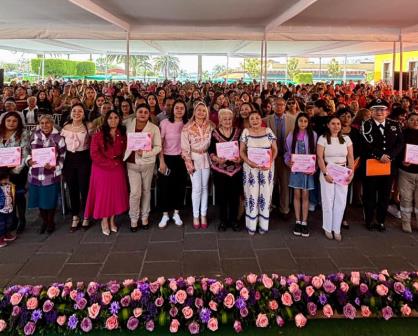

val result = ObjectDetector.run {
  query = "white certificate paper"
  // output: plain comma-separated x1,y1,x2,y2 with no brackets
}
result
127,132,152,151
32,147,56,168
248,147,271,168
291,154,316,174
405,144,418,165
0,147,21,167
216,141,239,160
327,162,352,186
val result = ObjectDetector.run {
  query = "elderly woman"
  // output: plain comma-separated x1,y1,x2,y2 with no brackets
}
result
26,114,66,234
240,110,277,235
209,109,242,231
181,102,214,229
124,104,162,231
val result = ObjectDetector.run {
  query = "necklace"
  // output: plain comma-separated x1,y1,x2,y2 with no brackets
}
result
70,123,85,132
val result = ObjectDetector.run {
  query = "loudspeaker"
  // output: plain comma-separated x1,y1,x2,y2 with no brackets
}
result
393,72,409,91
0,69,3,90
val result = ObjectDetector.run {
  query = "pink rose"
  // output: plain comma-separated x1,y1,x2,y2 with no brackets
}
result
361,305,371,317
155,297,164,307
311,276,323,289
10,293,22,306
209,282,223,295
47,286,60,299
169,307,178,318
133,308,143,318
394,282,406,294
157,276,166,286
288,282,299,294
186,286,194,296
401,304,412,317
207,317,218,331
382,306,393,321
194,298,203,308
69,290,78,301
240,288,249,301
223,293,235,309
175,290,187,304
88,303,101,319
255,313,269,328
268,300,278,310
281,292,293,306
262,275,273,289
378,274,386,282
209,300,218,311
182,306,193,319
323,280,336,294
146,320,154,332
351,272,360,285
169,319,180,333
0,319,7,332
169,280,177,292
123,279,134,287
26,297,38,310
376,284,389,296
246,273,257,284
288,274,298,283
105,315,119,330
149,281,160,293
305,286,315,297
186,276,196,286
280,276,287,287
255,290,261,300
101,291,113,305
340,282,349,293
235,280,244,291
276,315,285,327
130,289,142,301
294,313,307,328
360,283,369,294
42,300,54,313
57,315,67,326
413,282,418,291
381,269,390,277
233,320,243,333
322,304,334,318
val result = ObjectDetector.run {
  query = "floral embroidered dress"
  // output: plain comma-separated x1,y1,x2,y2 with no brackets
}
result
240,127,276,233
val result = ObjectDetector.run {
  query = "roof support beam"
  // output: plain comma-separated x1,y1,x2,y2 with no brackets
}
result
288,41,359,56
68,0,130,31
230,41,252,54
40,39,101,53
143,41,166,54
265,0,318,32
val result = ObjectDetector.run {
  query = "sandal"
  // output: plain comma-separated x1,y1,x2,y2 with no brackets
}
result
70,216,80,233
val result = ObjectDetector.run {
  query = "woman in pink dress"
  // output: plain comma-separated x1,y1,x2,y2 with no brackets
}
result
84,110,129,236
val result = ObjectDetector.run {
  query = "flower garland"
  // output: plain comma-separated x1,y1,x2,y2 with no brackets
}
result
0,270,417,335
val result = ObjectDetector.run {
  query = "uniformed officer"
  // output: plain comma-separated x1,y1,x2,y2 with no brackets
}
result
360,98,403,231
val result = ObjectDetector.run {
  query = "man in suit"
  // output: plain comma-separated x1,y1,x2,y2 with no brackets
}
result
264,96,296,219
360,98,403,231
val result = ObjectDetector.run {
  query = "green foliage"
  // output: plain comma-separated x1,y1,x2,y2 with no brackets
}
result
287,58,300,81
212,64,226,76
153,55,180,79
328,58,342,78
294,72,313,84
242,58,261,79
76,61,96,76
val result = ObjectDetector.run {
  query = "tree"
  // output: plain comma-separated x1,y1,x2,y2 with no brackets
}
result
136,56,153,81
153,55,180,79
212,64,226,77
287,58,300,81
105,55,148,77
241,58,261,79
328,58,342,78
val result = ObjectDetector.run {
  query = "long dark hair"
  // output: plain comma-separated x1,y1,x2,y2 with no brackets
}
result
63,103,88,130
168,99,188,124
325,116,345,144
102,110,126,149
291,112,315,154
147,93,161,115
0,111,24,141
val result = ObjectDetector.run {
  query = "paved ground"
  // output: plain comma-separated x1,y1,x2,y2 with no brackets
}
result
0,205,417,287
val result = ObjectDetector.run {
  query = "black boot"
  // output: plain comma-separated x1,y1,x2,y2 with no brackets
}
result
46,209,56,234
39,209,48,234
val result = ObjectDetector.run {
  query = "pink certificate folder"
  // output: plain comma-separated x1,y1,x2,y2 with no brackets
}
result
32,147,56,168
216,141,239,160
127,132,152,151
0,147,21,167
327,162,352,186
291,154,316,174
405,144,418,165
248,147,272,168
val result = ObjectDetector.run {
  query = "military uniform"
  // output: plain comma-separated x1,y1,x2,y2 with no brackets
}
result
360,100,403,230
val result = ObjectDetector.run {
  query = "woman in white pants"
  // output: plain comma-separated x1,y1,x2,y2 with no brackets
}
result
317,116,354,241
181,102,214,229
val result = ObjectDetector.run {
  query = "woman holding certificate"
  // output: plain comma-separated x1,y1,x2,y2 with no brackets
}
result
27,115,66,234
124,103,162,232
0,111,30,233
181,102,214,229
209,108,242,231
240,110,277,235
84,110,129,235
317,116,354,241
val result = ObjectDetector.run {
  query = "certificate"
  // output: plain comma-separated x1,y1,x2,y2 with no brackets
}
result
248,147,271,168
291,154,316,174
0,147,21,167
405,144,418,165
32,147,56,168
327,162,352,186
216,141,239,160
127,132,152,151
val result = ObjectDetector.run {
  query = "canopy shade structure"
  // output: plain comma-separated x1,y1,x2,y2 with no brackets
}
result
1,0,418,56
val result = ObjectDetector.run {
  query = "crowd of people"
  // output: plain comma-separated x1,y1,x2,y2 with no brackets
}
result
0,78,417,247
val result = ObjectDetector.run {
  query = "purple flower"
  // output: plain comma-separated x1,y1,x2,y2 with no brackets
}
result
31,309,42,323
293,289,302,302
240,307,249,317
307,302,317,316
120,295,131,307
24,321,36,335
127,317,139,331
354,297,361,306
235,297,246,310
42,300,54,313
359,283,369,294
169,295,177,304
319,294,327,305
169,307,178,317
12,306,21,317
382,306,393,320
403,289,413,302
343,303,357,320
32,286,42,297
87,282,99,296
188,321,200,334
145,320,154,332
108,282,120,294
67,314,78,330
199,308,211,323
76,297,87,310
80,317,92,333
109,301,120,315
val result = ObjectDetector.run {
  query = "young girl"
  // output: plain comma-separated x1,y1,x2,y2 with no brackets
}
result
0,169,16,248
285,113,317,237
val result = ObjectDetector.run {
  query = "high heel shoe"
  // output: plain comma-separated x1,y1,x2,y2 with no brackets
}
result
193,217,200,229
81,219,90,231
110,223,118,233
70,216,80,233
200,216,208,229
101,220,110,236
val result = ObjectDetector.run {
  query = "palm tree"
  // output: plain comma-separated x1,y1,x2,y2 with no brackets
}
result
153,55,180,79
106,55,149,77
137,56,153,81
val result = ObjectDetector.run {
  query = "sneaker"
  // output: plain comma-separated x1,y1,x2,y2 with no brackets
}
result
4,233,16,242
158,214,170,229
172,213,183,226
0,238,7,248
387,204,401,219
301,222,310,237
293,221,302,236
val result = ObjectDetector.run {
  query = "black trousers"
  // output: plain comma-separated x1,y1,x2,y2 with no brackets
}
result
158,155,188,212
213,171,242,226
362,175,393,224
63,150,91,217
